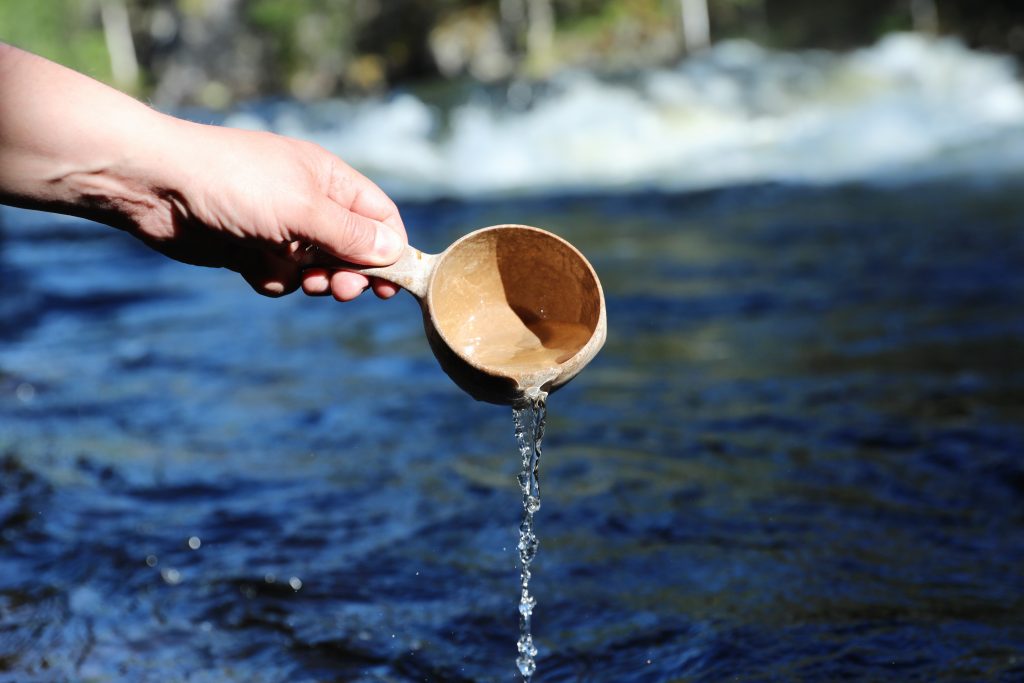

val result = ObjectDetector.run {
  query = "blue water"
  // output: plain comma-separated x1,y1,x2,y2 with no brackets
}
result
2,178,1024,682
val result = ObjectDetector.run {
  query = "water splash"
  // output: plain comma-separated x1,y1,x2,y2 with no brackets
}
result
513,391,547,681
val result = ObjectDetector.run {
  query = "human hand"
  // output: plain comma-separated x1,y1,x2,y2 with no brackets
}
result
139,120,407,300
0,44,406,301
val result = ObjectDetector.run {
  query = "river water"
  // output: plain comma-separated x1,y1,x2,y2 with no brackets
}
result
2,34,1024,682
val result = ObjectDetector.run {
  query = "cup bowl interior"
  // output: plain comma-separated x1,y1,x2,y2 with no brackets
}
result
427,225,603,388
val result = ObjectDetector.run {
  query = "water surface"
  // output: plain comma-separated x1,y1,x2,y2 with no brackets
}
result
2,177,1023,681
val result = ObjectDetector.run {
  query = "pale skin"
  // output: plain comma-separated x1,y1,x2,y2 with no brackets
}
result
0,43,407,301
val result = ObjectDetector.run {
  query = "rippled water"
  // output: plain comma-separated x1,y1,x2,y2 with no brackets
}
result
2,177,1024,682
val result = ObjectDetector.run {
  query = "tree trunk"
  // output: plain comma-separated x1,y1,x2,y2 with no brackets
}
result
910,0,939,34
679,0,711,53
100,0,139,88
526,0,555,64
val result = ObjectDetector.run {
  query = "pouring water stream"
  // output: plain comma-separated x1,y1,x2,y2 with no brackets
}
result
302,224,604,678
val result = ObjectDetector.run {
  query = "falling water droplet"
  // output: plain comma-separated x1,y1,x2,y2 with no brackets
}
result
512,392,546,681
15,383,35,404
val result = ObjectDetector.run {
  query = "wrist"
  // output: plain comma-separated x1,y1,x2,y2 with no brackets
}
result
2,105,184,238
108,110,195,240
61,108,202,244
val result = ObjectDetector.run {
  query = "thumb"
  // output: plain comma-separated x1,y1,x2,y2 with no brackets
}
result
297,197,405,266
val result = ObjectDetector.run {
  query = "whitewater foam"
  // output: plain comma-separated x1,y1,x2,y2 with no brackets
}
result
224,34,1024,199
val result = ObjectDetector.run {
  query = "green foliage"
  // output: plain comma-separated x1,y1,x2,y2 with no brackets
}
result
0,0,112,81
245,0,356,92
1,0,1022,105
558,0,668,35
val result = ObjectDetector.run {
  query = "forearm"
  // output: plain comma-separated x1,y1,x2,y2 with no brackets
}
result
0,43,177,231
0,44,406,299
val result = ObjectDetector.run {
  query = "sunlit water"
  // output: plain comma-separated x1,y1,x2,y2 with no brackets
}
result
513,392,546,680
460,317,592,375
4,178,1023,682
3,36,1024,683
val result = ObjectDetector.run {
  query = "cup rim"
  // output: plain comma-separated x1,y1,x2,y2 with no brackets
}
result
425,223,607,395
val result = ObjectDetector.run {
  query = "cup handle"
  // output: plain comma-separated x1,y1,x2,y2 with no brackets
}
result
295,243,437,299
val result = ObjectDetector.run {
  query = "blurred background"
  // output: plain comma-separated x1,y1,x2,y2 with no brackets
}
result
2,2,1024,682
4,0,1024,105
4,0,1024,197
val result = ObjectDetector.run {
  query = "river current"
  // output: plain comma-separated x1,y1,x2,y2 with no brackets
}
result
2,33,1024,683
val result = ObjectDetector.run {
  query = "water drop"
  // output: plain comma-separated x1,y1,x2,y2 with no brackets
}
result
145,554,158,567
187,535,201,550
15,383,35,404
288,576,303,591
516,656,537,678
161,568,181,585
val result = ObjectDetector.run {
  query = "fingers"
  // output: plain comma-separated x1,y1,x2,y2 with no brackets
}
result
294,163,408,301
221,144,409,302
372,278,400,299
232,247,302,298
299,267,372,301
253,149,408,301
301,268,331,296
311,158,409,269
325,158,407,241
295,195,405,267
302,270,399,299
330,270,371,301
